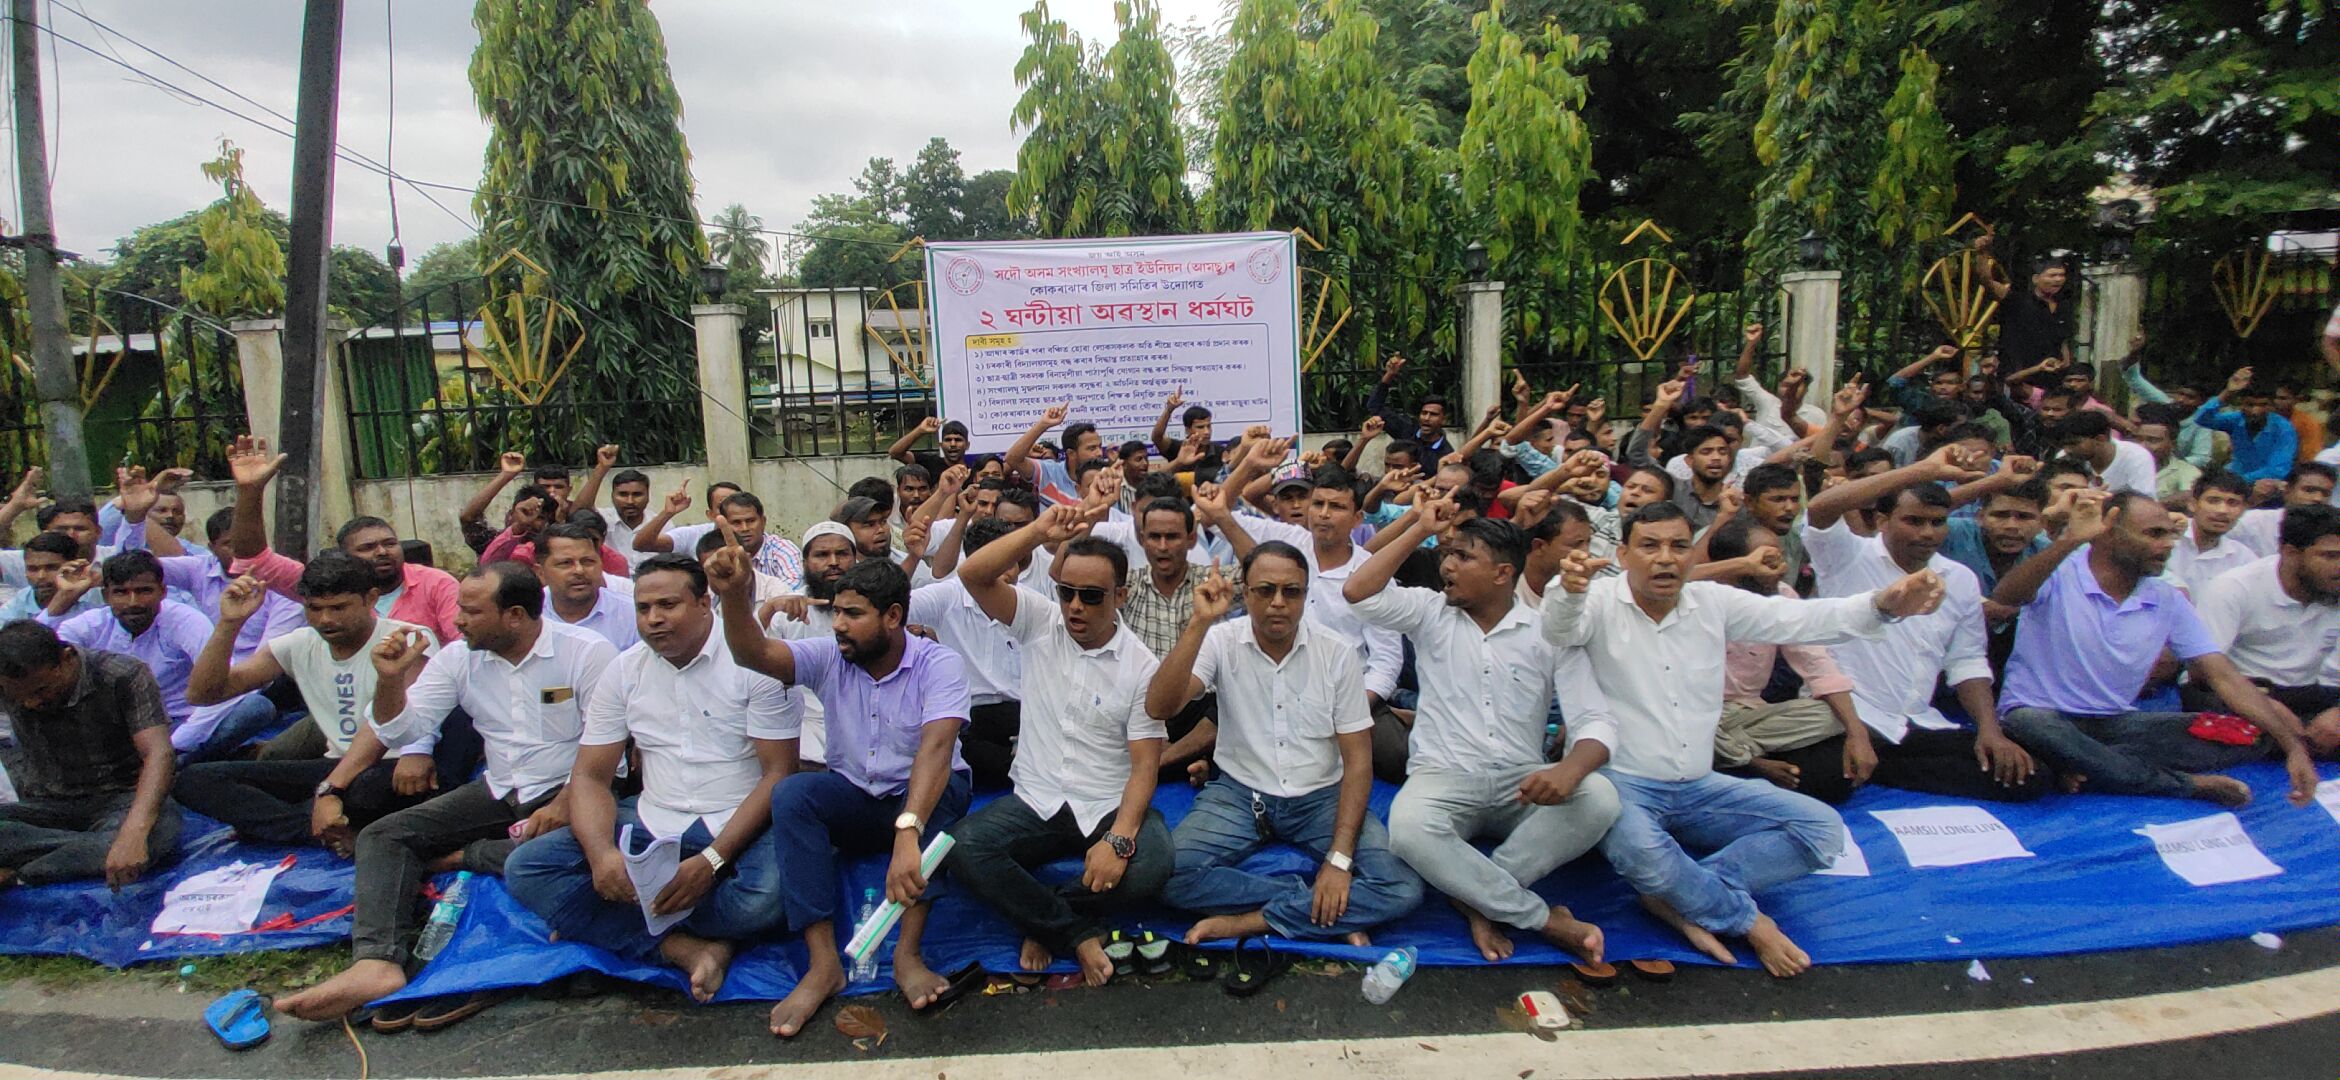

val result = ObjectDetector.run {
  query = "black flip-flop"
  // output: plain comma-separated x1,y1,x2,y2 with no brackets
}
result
410,988,516,1032
920,963,987,1012
1223,937,1290,998
1135,931,1173,977
1176,940,1220,982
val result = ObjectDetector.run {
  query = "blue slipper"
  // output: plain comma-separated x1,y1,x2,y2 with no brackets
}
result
203,989,271,1051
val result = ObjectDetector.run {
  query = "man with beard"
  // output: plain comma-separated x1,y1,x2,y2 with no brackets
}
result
1548,501,1941,978
1993,490,2320,809
133,503,306,663
2191,372,2297,486
710,548,974,1036
174,553,463,850
1345,495,1621,966
0,620,178,889
2185,504,2340,757
538,524,638,650
40,551,278,764
0,532,101,622
757,522,866,768
506,554,799,1005
568,446,653,571
224,435,460,646
1798,448,2047,802
276,561,616,1021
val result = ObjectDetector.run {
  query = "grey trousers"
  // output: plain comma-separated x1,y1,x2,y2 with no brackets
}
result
0,793,183,886
1385,765,1619,931
349,777,559,965
1712,698,1843,768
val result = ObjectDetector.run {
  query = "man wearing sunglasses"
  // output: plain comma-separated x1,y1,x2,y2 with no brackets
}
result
1148,542,1425,948
942,506,1175,987
1343,492,1621,965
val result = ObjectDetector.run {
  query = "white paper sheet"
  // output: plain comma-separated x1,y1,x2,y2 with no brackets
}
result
622,824,694,935
1815,830,1871,877
2315,778,2340,829
2134,812,2283,887
151,857,291,935
1869,806,2035,869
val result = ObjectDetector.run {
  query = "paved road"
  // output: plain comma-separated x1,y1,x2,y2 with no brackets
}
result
2,928,2334,1079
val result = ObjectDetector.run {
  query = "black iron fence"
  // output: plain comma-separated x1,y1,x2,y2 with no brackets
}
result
339,277,701,480
752,285,936,458
0,281,246,483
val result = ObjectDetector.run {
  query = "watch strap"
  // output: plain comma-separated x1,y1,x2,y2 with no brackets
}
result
698,847,728,874
1325,850,1354,872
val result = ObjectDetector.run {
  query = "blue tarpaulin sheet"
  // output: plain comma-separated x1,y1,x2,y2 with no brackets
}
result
5,762,2334,1005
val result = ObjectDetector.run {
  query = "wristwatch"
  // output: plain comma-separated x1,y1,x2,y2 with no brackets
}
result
1105,832,1136,859
698,848,728,874
893,812,924,834
1325,850,1354,873
313,780,348,799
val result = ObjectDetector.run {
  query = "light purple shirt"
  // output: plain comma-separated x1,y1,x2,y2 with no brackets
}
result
49,602,257,751
156,553,306,664
782,633,970,797
2001,547,2219,716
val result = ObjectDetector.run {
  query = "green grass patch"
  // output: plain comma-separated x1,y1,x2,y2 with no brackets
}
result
0,947,342,993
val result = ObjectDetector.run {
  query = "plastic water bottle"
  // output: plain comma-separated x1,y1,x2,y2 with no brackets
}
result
848,888,883,984
1361,946,1418,1004
413,871,473,962
1545,722,1563,760
176,963,196,993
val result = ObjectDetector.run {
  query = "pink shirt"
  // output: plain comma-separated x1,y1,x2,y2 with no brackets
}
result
234,546,463,646
1721,583,1855,703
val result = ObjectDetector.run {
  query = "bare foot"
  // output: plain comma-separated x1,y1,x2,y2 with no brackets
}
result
894,952,950,1010
1748,758,1801,790
1744,914,1811,978
2060,772,2090,795
1455,900,1513,961
2189,774,2251,808
658,932,735,1003
1640,895,1734,966
768,965,843,1037
1019,937,1053,973
1183,911,1270,945
276,959,408,1021
1344,931,1373,949
1540,907,1605,965
1072,936,1114,987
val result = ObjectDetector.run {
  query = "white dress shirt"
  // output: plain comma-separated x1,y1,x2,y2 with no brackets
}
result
1003,587,1165,833
2095,438,2159,497
2166,527,2262,598
1350,583,1616,773
2229,507,2284,559
1218,516,1405,702
374,620,618,803
602,514,652,571
765,604,832,764
1800,518,1992,742
544,584,640,651
908,577,1023,705
2194,555,2340,688
1542,576,1886,782
582,628,799,839
1190,616,1372,798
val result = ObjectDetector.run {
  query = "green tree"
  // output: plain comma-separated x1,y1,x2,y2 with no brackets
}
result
709,203,773,274
401,237,484,301
1458,3,1597,298
179,140,285,319
469,0,706,464
902,138,967,241
328,245,401,322
790,191,912,289
960,169,1031,240
1008,0,1194,237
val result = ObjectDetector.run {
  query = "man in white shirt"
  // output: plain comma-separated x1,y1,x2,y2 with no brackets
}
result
758,522,871,768
173,553,457,850
2048,410,2156,495
2166,470,2262,597
1798,448,2047,801
943,508,1173,987
1545,500,1943,978
2189,505,2340,754
2230,462,2337,557
538,524,639,650
907,518,1026,785
1151,543,1425,950
630,478,742,561
277,562,617,1021
1343,495,1621,965
506,554,800,1004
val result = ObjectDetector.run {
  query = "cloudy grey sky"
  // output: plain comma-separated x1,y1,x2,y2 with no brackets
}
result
17,0,1221,270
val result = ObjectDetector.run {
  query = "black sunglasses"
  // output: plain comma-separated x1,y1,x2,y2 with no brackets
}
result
1244,582,1307,602
1053,583,1111,606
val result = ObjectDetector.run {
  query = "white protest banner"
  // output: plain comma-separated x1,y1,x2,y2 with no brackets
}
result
1869,806,2036,869
2317,778,2340,829
924,232,1302,454
2135,812,2283,887
151,857,294,936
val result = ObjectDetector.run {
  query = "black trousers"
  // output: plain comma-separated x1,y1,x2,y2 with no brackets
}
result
2181,681,2339,723
946,796,1173,956
964,700,1023,788
1156,694,1218,783
0,792,183,885
349,778,561,965
1744,729,2052,805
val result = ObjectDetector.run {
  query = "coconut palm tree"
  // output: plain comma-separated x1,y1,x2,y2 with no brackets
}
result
710,203,772,275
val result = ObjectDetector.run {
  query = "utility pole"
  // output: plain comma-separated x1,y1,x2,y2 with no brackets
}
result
10,0,91,499
272,0,344,555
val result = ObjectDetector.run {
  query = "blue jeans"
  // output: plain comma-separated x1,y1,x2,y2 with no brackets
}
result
1598,771,1843,938
767,769,971,933
1162,776,1424,940
178,694,279,766
2000,708,2261,799
506,798,785,963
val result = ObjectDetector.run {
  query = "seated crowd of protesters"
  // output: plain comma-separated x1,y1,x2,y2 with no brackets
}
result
2,292,2337,1033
